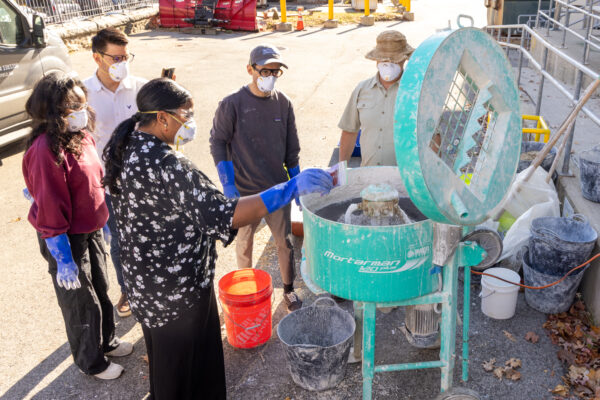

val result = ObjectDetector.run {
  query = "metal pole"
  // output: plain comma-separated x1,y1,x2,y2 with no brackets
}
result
561,66,584,174
561,2,570,48
583,18,593,64
536,0,542,28
546,0,554,36
328,0,334,20
517,33,525,86
364,0,370,17
281,0,287,23
535,47,549,116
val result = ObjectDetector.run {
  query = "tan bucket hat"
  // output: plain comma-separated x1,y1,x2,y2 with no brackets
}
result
365,30,415,64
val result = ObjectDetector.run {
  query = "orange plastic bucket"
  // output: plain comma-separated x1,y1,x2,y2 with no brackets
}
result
218,269,273,349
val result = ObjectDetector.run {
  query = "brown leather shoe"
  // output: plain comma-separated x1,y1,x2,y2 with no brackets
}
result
116,293,132,317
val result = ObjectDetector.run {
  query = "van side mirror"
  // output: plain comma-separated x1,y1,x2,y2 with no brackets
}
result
32,14,46,48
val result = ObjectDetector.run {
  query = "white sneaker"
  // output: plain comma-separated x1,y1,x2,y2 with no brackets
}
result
94,362,124,380
105,342,133,357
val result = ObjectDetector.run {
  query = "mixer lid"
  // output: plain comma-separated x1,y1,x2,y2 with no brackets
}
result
394,28,521,225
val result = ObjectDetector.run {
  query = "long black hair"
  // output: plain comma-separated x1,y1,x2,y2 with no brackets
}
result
25,72,96,165
102,78,192,195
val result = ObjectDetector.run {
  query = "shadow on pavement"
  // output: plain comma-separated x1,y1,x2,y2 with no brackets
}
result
1,312,142,400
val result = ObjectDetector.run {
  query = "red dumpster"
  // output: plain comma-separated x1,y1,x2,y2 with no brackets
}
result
159,0,257,31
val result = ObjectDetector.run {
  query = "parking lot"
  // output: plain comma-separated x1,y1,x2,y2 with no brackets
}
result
1,2,579,399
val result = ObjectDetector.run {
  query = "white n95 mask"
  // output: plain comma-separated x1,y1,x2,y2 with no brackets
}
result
108,61,130,82
377,62,403,82
66,109,88,132
173,118,197,149
257,76,276,93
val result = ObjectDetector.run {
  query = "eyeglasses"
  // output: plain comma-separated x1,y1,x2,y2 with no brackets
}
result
67,102,88,111
98,52,135,63
166,109,194,119
252,65,283,78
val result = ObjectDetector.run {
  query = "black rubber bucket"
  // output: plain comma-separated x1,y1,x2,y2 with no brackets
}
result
517,141,557,173
523,249,587,314
529,215,597,276
579,147,600,203
277,297,355,391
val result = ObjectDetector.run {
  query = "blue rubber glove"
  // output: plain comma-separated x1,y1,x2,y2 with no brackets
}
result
287,165,301,207
23,188,33,203
102,224,112,245
216,161,240,199
45,233,81,290
260,168,334,213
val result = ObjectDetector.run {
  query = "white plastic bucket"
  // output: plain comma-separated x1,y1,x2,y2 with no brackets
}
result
480,267,520,320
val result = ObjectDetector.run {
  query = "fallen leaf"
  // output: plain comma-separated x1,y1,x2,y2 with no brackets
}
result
503,330,517,342
505,358,522,369
574,324,584,339
525,331,540,343
9,217,21,223
505,368,522,381
493,367,504,381
551,384,569,396
482,358,496,372
141,355,149,364
557,349,577,365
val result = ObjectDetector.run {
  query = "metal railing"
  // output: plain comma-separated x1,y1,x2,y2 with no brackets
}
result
485,23,599,174
536,0,600,64
16,0,157,25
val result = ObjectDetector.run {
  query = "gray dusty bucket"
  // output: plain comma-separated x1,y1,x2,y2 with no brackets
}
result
579,147,600,203
523,249,588,314
277,297,355,391
529,215,597,276
517,141,557,173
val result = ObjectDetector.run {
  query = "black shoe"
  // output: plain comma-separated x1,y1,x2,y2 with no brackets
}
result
283,291,302,312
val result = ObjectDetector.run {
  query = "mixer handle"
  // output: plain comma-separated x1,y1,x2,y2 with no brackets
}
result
312,296,339,308
456,14,474,28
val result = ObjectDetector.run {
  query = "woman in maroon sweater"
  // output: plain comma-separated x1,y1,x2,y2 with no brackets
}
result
22,73,133,380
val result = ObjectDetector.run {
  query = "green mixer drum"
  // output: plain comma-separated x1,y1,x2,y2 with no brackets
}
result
301,167,439,303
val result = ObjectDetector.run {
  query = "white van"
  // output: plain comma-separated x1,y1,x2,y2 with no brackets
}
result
0,0,72,148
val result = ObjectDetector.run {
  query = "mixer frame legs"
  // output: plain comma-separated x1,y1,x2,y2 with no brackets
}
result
353,251,464,400
361,302,377,400
439,252,458,392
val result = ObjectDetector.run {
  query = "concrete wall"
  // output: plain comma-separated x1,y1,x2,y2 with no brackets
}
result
48,7,159,52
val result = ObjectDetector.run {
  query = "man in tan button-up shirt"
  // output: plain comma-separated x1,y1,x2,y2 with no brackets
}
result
338,30,414,167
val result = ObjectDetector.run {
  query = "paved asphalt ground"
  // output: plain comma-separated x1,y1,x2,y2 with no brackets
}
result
2,1,595,398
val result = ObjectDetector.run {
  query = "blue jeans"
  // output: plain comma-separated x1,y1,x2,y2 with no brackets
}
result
105,194,125,294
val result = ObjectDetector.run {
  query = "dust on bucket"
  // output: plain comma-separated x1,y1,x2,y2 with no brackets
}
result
480,267,520,319
218,269,273,349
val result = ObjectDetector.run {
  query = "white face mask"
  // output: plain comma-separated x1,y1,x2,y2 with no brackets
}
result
66,109,88,132
377,62,403,82
108,61,129,82
173,118,197,149
257,76,276,93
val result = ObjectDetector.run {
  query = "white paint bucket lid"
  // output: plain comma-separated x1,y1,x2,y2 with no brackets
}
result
481,267,520,293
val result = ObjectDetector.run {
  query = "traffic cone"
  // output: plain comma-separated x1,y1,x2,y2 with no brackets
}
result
296,11,304,30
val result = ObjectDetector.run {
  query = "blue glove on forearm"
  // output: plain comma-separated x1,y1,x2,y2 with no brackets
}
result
45,233,81,290
216,161,240,199
260,168,334,213
23,188,33,203
287,165,301,207
102,224,111,245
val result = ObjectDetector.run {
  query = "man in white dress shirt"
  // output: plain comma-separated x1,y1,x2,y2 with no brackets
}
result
84,27,147,317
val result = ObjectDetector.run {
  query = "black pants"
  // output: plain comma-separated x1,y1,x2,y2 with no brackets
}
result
142,286,226,400
37,230,119,375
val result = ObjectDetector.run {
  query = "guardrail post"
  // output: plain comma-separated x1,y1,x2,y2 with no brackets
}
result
535,47,549,117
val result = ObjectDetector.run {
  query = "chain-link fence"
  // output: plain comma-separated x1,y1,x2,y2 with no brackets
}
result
16,0,156,25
